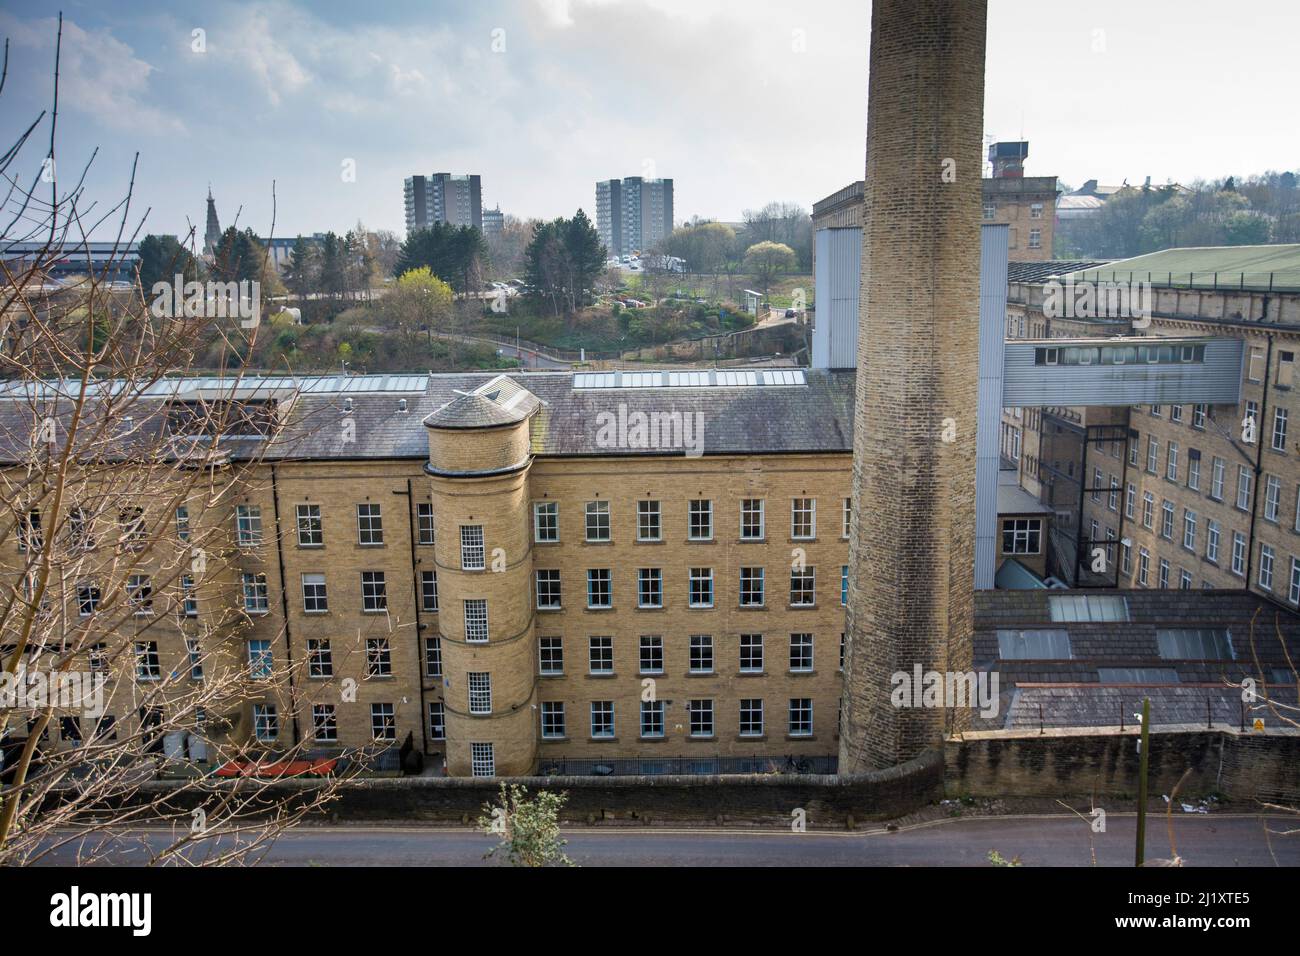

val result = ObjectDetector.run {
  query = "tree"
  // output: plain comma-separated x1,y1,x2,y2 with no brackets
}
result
281,235,318,303
523,212,607,319
393,223,488,295
743,241,797,298
477,784,573,867
0,17,353,866
211,226,267,285
136,234,200,293
383,267,454,346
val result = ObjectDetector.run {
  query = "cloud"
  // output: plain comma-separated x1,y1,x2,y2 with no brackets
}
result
0,13,185,133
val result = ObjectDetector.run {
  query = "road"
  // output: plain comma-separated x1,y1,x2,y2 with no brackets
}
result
34,815,1298,867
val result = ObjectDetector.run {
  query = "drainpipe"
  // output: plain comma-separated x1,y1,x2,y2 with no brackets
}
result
269,464,302,746
394,481,430,755
1243,334,1272,590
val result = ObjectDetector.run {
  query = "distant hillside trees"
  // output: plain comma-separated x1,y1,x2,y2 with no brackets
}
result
394,222,488,295
136,234,200,291
743,240,797,297
524,210,606,318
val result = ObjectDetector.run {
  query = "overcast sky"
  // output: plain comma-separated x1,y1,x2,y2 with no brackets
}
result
1,0,1297,241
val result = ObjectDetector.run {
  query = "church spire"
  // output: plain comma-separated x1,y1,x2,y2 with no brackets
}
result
203,186,222,257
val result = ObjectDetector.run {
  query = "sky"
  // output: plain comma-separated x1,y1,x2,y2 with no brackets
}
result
1,0,1297,241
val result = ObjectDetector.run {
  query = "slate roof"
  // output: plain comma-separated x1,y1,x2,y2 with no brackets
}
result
1006,260,1110,284
425,392,530,429
0,369,858,463
971,589,1300,731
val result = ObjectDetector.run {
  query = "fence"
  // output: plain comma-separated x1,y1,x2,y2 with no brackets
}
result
1068,269,1300,294
535,754,838,777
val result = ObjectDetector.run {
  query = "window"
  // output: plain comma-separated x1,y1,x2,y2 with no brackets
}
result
1236,466,1253,511
983,202,995,220
741,498,765,540
247,639,272,680
236,505,262,546
308,638,333,678
468,672,492,714
301,573,328,613
460,525,485,569
253,704,278,742
1274,408,1289,452
361,571,387,612
1231,531,1247,577
640,700,664,738
429,702,446,741
1211,457,1225,501
370,703,396,741
841,498,853,539
470,742,494,777
417,503,436,545
689,567,714,607
1179,569,1192,590
790,567,816,606
740,567,765,606
1183,510,1197,551
997,628,1072,659
688,499,713,540
464,599,489,643
312,704,337,743
740,633,764,673
1264,475,1281,522
1151,405,1162,417
541,701,566,739
1146,437,1159,473
366,637,392,677
588,636,613,674
186,638,203,680
688,699,714,737
590,701,615,738
1138,548,1150,587
789,633,813,672
739,699,764,737
295,503,322,546
1091,468,1103,502
17,509,42,552
1259,544,1275,591
587,569,612,608
535,569,562,609
135,641,161,680
637,500,661,541
1157,628,1234,660
1290,558,1300,605
1048,594,1129,622
791,498,815,539
67,506,93,551
118,507,145,550
534,501,558,542
1158,559,1170,589
1129,441,1140,468
585,501,610,541
1245,401,1259,442
421,570,438,612
1160,501,1174,540
1170,404,1184,424
1142,493,1155,529
1030,202,1043,219
1188,452,1201,491
841,566,849,606
637,568,663,608
126,574,153,615
840,633,846,670
357,503,384,545
689,634,713,674
1248,346,1266,383
241,572,268,614
175,505,191,541
1206,520,1220,563
1125,483,1136,519
1193,404,1207,429
539,636,563,675
1166,442,1179,481
639,635,664,674
788,699,813,737
1002,518,1042,554
1108,477,1119,511
1028,228,1041,249
423,636,442,678
1121,540,1132,575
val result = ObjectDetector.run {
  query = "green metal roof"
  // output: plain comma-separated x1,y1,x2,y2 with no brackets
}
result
1062,244,1300,293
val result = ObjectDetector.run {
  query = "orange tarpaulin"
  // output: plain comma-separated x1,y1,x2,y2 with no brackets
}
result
214,758,338,778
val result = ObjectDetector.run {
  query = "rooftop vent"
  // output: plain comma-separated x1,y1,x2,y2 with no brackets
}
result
398,398,408,413
343,398,353,412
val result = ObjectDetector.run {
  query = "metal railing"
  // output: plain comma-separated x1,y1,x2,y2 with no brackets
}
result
535,754,838,777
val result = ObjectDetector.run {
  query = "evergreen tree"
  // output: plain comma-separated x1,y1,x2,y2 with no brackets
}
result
136,234,199,292
282,235,318,301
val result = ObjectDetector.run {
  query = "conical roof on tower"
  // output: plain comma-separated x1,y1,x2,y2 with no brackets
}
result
203,186,222,257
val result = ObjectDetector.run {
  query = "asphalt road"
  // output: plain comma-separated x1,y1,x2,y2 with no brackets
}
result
34,814,1298,867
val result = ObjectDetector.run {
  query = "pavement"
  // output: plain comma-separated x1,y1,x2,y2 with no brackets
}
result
33,814,1299,867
